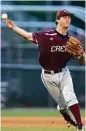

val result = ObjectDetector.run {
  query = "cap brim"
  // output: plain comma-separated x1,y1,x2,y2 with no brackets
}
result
55,13,74,24
62,13,74,18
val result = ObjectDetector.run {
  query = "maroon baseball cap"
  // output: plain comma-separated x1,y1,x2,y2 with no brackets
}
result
56,9,74,20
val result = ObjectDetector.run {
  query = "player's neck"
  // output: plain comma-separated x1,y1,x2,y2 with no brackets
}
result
56,25,68,35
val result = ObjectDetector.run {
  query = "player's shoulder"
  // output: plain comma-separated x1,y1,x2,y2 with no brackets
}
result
67,32,79,40
67,32,72,38
35,28,56,34
44,28,56,34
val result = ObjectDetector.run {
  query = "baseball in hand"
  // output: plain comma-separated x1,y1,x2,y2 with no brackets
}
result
1,13,8,20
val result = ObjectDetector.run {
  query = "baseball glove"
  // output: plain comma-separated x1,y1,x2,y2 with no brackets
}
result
65,36,84,57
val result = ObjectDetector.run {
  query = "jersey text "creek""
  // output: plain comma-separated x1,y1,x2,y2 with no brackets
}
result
51,46,66,52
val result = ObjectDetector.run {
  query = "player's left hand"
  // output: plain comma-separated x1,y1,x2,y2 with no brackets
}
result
65,36,84,57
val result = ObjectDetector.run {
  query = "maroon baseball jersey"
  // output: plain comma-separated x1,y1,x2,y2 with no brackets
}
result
32,29,72,70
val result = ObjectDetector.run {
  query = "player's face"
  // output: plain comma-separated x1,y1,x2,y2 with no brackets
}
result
58,15,71,28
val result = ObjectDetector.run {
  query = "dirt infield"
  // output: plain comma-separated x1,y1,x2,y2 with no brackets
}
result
1,117,85,128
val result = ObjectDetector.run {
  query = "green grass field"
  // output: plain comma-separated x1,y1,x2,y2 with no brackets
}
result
1,127,77,131
1,108,85,131
1,108,85,117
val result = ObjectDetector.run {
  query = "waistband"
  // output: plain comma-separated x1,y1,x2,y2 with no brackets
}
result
44,68,62,74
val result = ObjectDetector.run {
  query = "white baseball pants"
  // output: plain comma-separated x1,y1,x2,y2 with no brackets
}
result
41,67,78,109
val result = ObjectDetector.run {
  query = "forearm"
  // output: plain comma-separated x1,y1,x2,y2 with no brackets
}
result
76,53,86,65
12,25,33,40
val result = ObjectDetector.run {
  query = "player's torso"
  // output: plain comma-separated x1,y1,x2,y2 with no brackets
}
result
36,29,72,70
39,30,68,52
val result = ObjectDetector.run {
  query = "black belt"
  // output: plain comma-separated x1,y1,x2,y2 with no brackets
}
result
44,68,62,74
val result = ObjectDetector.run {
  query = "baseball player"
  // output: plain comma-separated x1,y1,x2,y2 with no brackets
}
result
2,9,85,131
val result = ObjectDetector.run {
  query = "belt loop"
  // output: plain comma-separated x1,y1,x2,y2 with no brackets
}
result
51,71,54,75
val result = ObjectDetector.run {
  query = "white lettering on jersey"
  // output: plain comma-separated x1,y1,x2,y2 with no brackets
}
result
45,33,57,36
51,46,66,52
50,37,53,40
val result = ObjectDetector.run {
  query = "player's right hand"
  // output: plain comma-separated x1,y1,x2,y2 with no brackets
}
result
4,20,15,29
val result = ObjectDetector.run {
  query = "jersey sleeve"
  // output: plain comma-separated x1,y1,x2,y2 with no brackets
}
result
32,31,45,45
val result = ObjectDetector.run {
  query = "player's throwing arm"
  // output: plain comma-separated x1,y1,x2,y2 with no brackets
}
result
1,13,33,41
